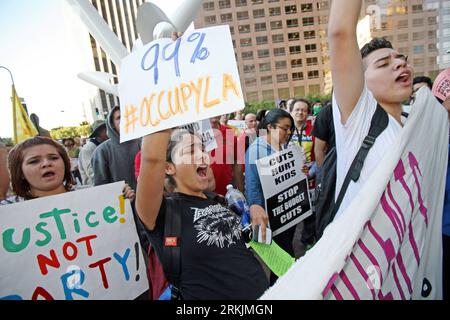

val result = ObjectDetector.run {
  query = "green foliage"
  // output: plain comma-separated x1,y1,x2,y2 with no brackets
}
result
242,94,332,115
243,100,276,115
305,93,332,104
78,124,92,137
0,137,13,146
50,125,91,140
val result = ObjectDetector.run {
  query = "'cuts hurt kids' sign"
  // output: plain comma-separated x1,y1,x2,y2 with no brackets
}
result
119,25,245,142
256,146,312,236
0,182,148,300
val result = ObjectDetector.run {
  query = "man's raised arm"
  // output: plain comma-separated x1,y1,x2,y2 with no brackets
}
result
328,0,365,124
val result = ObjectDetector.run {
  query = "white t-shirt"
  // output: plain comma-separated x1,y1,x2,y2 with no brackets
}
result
332,85,403,219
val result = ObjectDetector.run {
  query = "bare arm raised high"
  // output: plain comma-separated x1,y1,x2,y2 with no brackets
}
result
328,0,364,124
136,131,171,230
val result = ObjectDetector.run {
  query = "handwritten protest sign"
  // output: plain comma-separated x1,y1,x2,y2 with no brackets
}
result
227,119,246,135
0,182,148,300
119,25,245,142
180,119,218,152
256,145,312,237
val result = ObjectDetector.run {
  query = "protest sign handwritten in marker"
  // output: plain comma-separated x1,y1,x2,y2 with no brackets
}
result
0,182,148,300
227,119,246,135
180,119,218,152
119,25,245,142
256,145,312,237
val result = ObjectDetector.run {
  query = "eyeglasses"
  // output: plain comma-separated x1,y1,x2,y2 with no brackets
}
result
275,126,293,133
64,144,74,147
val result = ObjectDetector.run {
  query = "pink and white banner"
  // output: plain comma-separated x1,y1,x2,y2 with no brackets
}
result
261,87,448,300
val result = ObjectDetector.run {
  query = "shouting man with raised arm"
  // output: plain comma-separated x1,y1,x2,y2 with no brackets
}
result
261,0,446,300
329,0,413,219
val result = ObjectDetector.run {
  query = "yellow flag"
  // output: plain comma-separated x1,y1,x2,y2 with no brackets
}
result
12,85,38,144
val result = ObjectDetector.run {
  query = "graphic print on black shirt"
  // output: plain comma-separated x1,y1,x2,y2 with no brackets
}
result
192,204,242,248
144,193,269,300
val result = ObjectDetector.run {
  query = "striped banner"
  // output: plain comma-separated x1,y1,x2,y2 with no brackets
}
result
261,87,447,300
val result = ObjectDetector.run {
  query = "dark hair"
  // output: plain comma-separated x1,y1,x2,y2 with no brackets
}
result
278,100,287,109
323,100,332,109
288,98,311,113
257,109,295,143
62,137,75,146
413,76,433,89
256,109,268,123
8,137,74,200
165,128,200,189
360,37,393,59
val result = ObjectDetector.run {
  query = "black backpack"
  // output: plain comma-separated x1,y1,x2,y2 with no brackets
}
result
315,104,388,239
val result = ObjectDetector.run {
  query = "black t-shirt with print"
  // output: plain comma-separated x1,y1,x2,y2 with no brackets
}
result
144,192,269,300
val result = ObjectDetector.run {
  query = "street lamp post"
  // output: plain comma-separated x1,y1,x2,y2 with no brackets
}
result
0,66,35,143
0,65,15,86
0,66,16,142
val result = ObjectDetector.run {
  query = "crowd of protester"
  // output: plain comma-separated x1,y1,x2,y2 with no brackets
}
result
0,0,449,300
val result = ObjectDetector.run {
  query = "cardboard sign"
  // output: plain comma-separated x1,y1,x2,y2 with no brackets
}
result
256,145,312,236
432,68,450,102
119,25,245,142
180,119,218,152
227,119,246,135
227,120,245,130
0,182,148,300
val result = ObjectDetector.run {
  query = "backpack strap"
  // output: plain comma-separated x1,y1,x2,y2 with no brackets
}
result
203,191,227,206
162,195,182,299
161,192,223,299
333,104,389,215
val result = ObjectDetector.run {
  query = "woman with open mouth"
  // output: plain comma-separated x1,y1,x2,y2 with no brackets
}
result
1,136,134,204
136,128,269,300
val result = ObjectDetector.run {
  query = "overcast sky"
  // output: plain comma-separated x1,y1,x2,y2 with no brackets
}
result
0,0,180,138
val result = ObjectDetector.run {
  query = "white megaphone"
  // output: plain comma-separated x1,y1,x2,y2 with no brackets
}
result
77,71,119,96
137,0,203,44
66,0,128,66
67,0,203,96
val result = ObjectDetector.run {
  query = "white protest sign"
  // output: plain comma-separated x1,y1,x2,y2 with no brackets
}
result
180,119,218,152
119,25,245,142
0,182,148,300
227,119,246,135
256,145,312,237
261,88,447,300
227,120,246,130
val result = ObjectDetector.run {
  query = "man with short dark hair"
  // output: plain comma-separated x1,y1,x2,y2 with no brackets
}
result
92,106,140,190
329,2,415,217
278,99,287,110
413,76,433,92
79,119,108,185
312,102,334,168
